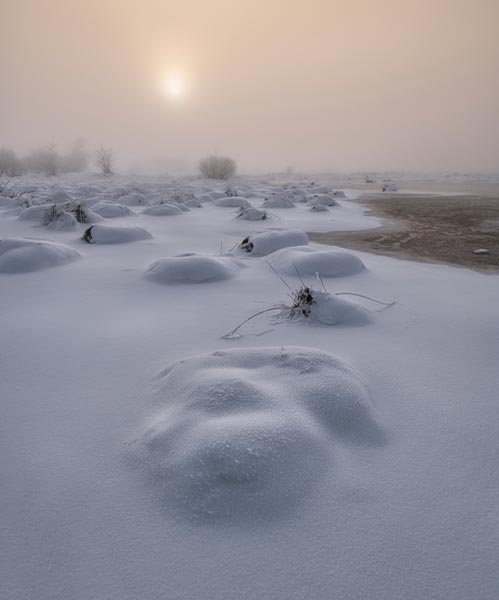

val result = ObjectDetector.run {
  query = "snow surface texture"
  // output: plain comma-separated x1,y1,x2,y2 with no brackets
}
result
133,346,384,524
83,224,152,244
269,245,365,278
146,254,240,284
0,237,80,273
239,228,309,256
1,173,498,600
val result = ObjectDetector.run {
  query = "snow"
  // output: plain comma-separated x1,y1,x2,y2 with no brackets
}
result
262,196,296,208
133,346,381,524
268,245,365,278
82,224,153,244
146,254,241,284
213,196,252,208
0,237,80,273
91,201,136,218
142,203,185,216
1,173,498,600
239,228,309,256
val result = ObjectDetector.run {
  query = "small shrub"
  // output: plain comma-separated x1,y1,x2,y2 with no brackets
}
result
199,155,236,180
96,146,114,175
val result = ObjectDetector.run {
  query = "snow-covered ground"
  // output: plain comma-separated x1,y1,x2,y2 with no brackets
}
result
1,174,498,600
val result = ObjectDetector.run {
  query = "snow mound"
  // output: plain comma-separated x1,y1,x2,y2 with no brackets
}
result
237,206,267,221
309,204,329,212
146,254,240,284
262,196,295,209
142,204,184,216
309,194,337,207
0,238,80,274
134,346,384,523
118,192,148,206
239,228,309,256
269,246,365,278
91,202,135,218
306,290,372,326
82,224,152,244
43,210,78,231
18,205,49,221
213,196,251,208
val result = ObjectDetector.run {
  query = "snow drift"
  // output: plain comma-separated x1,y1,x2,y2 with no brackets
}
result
146,254,240,284
142,204,184,216
0,238,80,273
82,224,152,244
268,246,365,278
239,228,309,256
133,346,384,523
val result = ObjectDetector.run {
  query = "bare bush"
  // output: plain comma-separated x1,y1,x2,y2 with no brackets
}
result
0,149,24,177
96,146,114,175
23,143,60,176
199,155,236,179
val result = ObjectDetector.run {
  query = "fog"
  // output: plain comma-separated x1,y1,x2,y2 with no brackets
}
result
1,0,498,173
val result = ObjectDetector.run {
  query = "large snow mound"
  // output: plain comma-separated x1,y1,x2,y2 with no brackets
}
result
0,238,80,273
269,246,365,278
239,228,309,256
146,254,240,284
82,224,152,244
133,346,384,523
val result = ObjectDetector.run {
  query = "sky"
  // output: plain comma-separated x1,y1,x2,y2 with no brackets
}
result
1,0,498,173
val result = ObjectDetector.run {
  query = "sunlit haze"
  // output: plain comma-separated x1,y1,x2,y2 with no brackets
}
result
1,0,498,173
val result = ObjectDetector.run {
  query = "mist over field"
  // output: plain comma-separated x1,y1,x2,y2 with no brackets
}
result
1,0,499,173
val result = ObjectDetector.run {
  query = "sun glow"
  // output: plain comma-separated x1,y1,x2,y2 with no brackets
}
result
162,73,187,100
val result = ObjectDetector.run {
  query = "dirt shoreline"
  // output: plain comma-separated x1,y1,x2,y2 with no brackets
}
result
309,190,499,273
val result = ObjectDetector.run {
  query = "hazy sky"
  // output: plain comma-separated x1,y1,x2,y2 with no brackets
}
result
1,0,498,173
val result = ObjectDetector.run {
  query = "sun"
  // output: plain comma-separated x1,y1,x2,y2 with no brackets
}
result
162,73,187,101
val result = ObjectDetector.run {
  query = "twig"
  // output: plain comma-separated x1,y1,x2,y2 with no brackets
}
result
291,259,306,287
335,292,396,307
221,306,282,339
265,260,293,292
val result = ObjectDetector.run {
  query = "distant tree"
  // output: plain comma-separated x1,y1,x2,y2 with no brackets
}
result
96,146,114,175
0,148,24,176
60,139,89,173
199,154,236,179
23,143,60,176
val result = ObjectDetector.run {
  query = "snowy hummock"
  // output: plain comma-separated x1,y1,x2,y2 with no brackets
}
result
0,237,80,273
82,224,153,244
134,346,383,523
146,253,241,284
239,228,309,255
142,203,184,216
268,245,365,278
